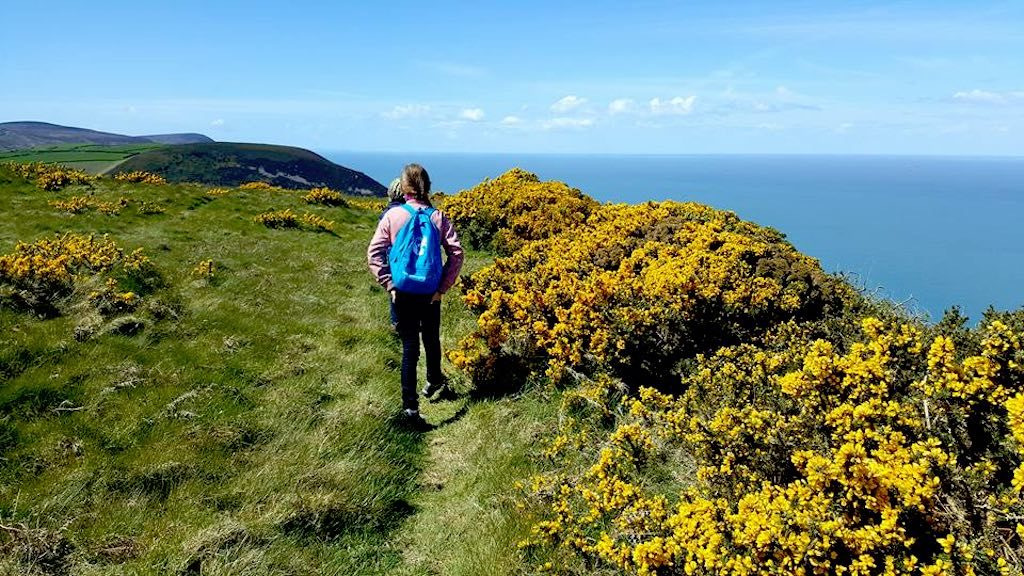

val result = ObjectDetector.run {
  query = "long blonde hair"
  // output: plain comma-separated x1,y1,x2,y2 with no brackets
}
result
387,178,404,203
400,163,431,205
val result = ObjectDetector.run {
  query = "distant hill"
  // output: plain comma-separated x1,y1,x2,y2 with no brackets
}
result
138,132,215,145
0,121,212,150
110,142,386,195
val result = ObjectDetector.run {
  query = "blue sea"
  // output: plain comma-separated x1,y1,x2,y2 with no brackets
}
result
329,152,1024,324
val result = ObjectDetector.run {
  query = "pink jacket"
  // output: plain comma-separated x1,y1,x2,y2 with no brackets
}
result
367,199,465,294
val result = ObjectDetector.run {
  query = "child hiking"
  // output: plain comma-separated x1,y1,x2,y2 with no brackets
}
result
367,164,464,429
381,178,406,328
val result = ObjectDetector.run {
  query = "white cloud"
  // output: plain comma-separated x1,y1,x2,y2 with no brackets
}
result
649,95,696,116
551,95,587,113
383,104,431,119
953,89,1024,105
459,108,485,121
608,98,635,115
543,117,594,130
500,115,522,125
210,118,225,127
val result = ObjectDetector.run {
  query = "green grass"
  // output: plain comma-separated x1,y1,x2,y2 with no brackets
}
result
0,144,164,174
0,169,544,575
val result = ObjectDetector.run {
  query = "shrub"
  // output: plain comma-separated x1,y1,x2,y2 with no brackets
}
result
254,209,298,228
49,196,128,215
440,168,599,254
113,171,166,185
302,187,348,207
347,197,388,212
0,233,155,315
2,162,94,191
48,196,91,214
239,181,279,191
300,212,335,233
450,200,857,388
520,316,1024,575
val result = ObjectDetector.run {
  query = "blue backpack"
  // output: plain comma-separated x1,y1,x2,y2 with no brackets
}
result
389,204,443,294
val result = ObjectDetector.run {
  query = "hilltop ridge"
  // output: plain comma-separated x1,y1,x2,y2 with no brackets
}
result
0,121,212,150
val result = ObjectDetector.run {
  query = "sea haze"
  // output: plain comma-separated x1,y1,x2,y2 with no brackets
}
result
330,152,1024,323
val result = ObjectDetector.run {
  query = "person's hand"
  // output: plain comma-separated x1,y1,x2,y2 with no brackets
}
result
431,291,442,303
390,289,397,303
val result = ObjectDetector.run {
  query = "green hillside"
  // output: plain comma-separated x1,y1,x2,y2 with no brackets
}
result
0,144,164,175
0,165,546,575
110,143,385,195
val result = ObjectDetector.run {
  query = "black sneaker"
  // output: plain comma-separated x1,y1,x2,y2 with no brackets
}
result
401,409,433,432
421,379,445,399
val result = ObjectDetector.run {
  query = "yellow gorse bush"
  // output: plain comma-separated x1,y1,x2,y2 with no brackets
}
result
521,317,1024,575
450,196,855,386
347,197,388,212
113,171,166,185
0,233,153,314
255,210,333,232
239,181,279,191
254,209,298,228
300,212,335,233
440,168,598,254
302,187,348,207
49,196,92,214
2,161,93,191
49,196,129,215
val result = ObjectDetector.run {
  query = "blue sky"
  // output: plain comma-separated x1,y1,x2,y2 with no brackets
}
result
2,1,1022,155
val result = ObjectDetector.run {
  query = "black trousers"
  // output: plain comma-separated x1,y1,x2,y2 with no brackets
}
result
394,292,442,411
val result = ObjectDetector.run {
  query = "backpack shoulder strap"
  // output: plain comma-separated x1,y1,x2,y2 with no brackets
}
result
399,203,418,217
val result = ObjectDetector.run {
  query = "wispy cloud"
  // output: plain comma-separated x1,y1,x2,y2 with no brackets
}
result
459,107,485,121
500,115,522,126
382,104,431,119
648,96,696,115
953,89,1024,105
543,117,595,130
210,118,225,127
551,95,587,113
421,61,487,78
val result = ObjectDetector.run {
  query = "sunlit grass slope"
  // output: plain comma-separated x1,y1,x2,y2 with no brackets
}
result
0,165,544,575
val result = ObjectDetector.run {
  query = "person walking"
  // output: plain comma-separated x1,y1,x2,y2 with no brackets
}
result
381,178,406,218
367,164,464,429
380,178,406,329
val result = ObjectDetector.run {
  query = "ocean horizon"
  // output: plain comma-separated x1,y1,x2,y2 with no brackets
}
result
328,151,1024,324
